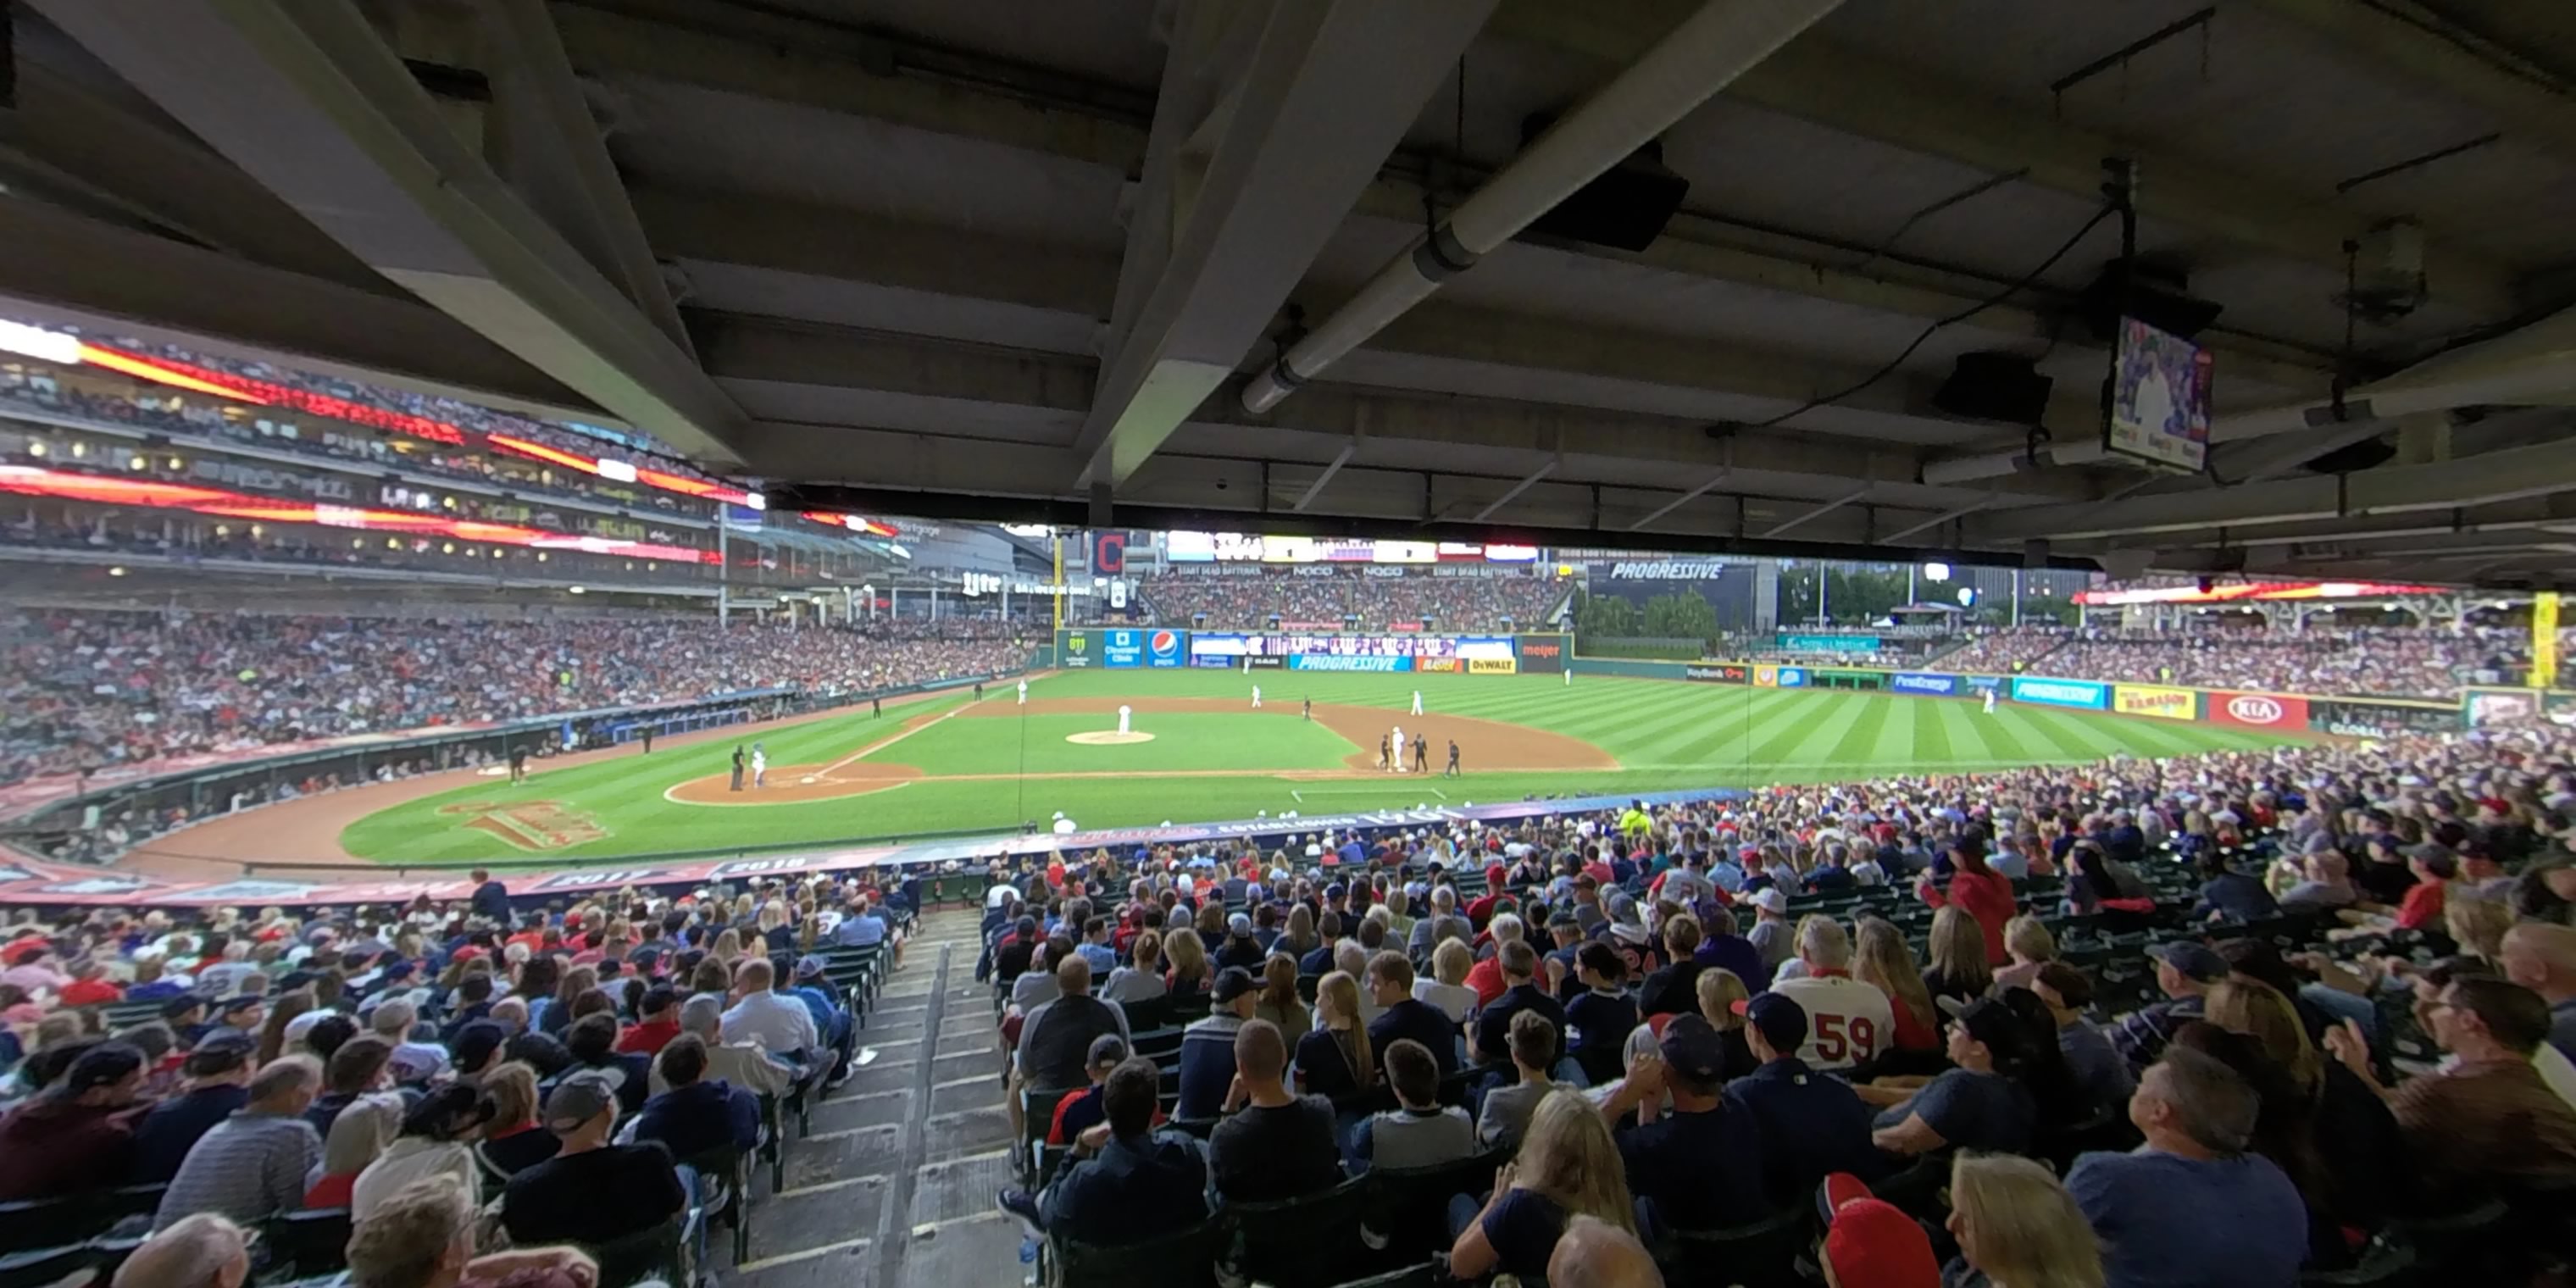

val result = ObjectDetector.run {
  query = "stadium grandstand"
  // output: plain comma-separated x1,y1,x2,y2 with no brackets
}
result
7,4,2576,1288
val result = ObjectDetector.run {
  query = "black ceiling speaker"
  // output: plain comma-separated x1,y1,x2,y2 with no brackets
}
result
2298,436,2396,475
2078,259,2223,341
1516,114,1689,253
1933,353,2056,425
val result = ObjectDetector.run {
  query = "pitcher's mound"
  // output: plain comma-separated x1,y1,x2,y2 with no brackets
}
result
1066,730,1155,745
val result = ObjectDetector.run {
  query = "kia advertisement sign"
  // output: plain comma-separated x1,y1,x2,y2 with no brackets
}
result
1145,629,1186,668
2210,691,2307,731
1889,672,1960,697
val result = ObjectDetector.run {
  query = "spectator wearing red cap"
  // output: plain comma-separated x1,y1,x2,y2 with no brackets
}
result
1940,1154,2103,1288
1816,1173,1940,1288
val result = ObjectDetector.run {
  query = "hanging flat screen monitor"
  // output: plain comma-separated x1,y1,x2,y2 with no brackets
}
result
2105,315,2213,471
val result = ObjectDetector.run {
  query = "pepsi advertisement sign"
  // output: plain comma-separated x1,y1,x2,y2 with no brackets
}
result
1146,629,1186,669
1102,629,1145,669
1890,672,1960,697
2011,676,2108,710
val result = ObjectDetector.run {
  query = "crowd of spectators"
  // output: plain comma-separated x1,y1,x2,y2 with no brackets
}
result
2036,627,2529,699
1137,572,1563,630
0,610,1024,786
0,869,916,1285
974,713,2576,1284
1938,627,2074,675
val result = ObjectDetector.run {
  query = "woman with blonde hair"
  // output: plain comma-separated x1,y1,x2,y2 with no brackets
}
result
1994,915,2057,991
1417,938,1478,1024
2200,977,2402,1259
1923,906,1995,1007
708,928,742,966
1693,968,1760,1080
1255,953,1310,1035
1852,918,1941,1057
2444,894,2512,965
1163,927,1213,999
473,1062,558,1179
1446,1089,1636,1281
1295,970,1374,1100
1103,930,1167,1006
1945,1152,2105,1288
304,1092,404,1208
1280,904,1320,961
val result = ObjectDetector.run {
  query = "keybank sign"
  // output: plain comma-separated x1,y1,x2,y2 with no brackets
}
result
1607,560,1727,580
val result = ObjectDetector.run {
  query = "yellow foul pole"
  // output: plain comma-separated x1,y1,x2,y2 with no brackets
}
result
2533,592,2560,689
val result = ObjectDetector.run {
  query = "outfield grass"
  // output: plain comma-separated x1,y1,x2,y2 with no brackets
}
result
336,669,2304,864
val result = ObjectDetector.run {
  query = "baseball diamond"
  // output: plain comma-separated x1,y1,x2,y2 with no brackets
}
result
149,666,2314,868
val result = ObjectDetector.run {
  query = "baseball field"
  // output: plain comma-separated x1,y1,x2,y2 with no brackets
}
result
316,668,2304,866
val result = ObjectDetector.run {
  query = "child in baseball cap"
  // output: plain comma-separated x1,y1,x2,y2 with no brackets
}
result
1818,1172,1940,1288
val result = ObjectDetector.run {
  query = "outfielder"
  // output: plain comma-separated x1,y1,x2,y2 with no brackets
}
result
1410,689,1424,716
1982,687,1997,714
1252,685,1262,709
1018,678,1029,705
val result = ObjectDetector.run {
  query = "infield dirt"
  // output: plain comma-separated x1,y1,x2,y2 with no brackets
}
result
660,697,1615,807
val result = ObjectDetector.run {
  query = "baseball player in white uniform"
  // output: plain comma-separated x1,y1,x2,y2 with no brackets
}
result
1118,705,1132,736
750,743,768,788
1252,685,1262,709
1983,687,1997,714
1018,679,1030,705
1411,689,1424,716
1391,725,1406,773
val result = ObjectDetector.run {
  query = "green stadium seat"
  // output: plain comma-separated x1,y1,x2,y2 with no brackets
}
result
1223,1174,1374,1288
1358,1146,1503,1265
1663,1203,1811,1288
1044,1213,1226,1288
680,1144,754,1266
266,1208,353,1280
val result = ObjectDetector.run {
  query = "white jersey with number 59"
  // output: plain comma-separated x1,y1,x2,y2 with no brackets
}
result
1765,971,1895,1072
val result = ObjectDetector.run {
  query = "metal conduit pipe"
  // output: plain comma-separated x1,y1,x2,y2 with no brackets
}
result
1239,0,1847,414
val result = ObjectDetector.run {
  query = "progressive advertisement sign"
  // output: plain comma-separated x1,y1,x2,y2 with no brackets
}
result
1145,629,1186,669
1890,672,1960,697
1101,629,1145,669
2112,684,2199,721
2012,676,2108,710
1289,654,1413,672
2209,691,2307,731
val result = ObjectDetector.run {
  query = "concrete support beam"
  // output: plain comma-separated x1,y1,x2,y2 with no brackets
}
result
1758,484,1874,538
1969,438,2576,541
477,0,694,358
0,63,379,288
1073,0,1501,489
37,0,750,467
2241,0,2576,163
1488,0,2518,317
1629,469,1734,530
0,195,581,410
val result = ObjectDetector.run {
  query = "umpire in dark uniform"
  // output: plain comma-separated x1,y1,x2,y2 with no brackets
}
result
730,745,747,791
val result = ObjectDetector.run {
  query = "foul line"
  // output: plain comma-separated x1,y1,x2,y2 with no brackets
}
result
821,706,967,774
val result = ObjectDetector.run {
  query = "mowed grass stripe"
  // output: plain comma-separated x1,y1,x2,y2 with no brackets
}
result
1874,691,1919,764
1822,691,1897,768
1915,697,1957,766
1749,691,1865,765
1999,706,2107,762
